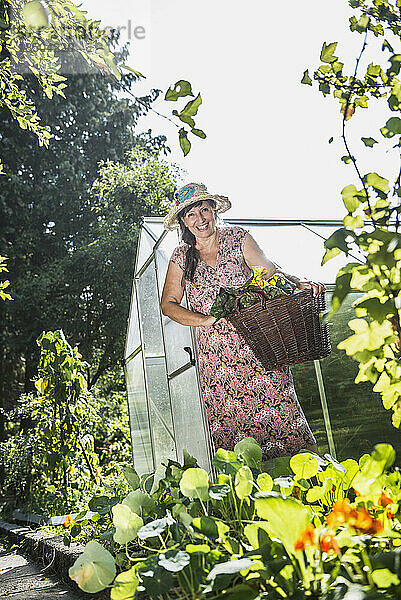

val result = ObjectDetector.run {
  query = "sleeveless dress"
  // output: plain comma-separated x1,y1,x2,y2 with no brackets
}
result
170,225,316,461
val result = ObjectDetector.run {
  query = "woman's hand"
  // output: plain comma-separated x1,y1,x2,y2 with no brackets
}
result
296,280,326,297
202,315,217,327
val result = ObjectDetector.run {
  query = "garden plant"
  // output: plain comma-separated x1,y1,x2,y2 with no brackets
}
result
302,0,401,427
66,438,401,599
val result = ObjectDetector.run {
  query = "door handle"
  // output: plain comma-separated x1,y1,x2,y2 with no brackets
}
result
183,346,196,366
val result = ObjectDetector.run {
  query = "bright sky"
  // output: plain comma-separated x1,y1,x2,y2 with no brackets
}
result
80,0,396,221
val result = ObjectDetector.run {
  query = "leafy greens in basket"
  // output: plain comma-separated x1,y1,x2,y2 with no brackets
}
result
210,267,295,321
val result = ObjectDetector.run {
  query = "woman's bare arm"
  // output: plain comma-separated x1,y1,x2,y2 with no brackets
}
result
243,233,325,294
243,233,280,276
160,261,216,326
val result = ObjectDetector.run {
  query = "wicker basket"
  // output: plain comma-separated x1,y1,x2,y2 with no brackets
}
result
227,288,331,371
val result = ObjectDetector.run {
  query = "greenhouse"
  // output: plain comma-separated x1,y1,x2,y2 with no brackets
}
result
124,217,400,476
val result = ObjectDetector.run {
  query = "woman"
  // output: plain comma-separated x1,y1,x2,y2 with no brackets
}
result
161,182,325,461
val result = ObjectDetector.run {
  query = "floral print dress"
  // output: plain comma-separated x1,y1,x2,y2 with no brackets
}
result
170,225,316,461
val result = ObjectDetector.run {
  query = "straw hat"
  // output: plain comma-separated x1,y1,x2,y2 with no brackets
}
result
163,182,231,231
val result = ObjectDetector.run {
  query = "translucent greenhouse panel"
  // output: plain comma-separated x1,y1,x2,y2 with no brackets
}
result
125,279,141,359
245,225,364,283
136,227,156,275
137,261,164,357
319,292,401,464
143,219,165,241
290,361,331,457
155,235,194,374
144,357,177,465
168,366,212,473
125,352,154,474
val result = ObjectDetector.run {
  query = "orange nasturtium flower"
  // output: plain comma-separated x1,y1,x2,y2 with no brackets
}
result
64,515,76,530
326,498,383,535
326,498,352,529
294,524,317,551
378,492,393,508
320,532,340,555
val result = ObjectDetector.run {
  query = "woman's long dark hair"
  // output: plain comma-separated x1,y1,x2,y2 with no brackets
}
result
177,199,217,285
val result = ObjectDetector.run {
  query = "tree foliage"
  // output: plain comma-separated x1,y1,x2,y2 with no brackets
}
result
0,0,206,160
303,0,401,427
0,38,178,425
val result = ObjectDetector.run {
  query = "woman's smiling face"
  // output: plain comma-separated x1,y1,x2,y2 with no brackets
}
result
181,201,217,238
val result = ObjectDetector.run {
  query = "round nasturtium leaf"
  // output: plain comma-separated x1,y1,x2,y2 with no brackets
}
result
110,567,139,600
372,568,400,588
179,467,209,501
69,541,116,593
22,0,49,28
234,466,253,499
158,550,190,572
290,453,319,480
257,473,273,492
234,437,262,469
306,486,325,503
122,490,154,517
112,504,143,545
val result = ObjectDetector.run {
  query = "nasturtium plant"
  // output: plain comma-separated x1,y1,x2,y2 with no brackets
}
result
179,467,209,501
69,541,116,593
112,504,143,545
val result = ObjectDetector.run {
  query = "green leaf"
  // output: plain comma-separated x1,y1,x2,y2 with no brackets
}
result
382,39,394,53
301,70,312,85
234,437,262,469
209,483,231,499
320,41,338,63
341,185,360,212
191,127,206,139
254,496,312,555
110,567,139,600
181,93,202,117
112,504,143,545
22,1,49,29
352,444,395,495
306,486,325,502
290,453,319,479
337,318,395,354
158,550,190,572
179,129,191,156
341,155,352,164
137,516,173,540
207,558,255,582
165,80,194,101
388,55,401,76
122,490,154,517
343,215,364,230
179,467,209,500
328,137,334,143
192,516,229,540
361,137,378,147
121,466,140,490
381,117,401,138
121,64,146,79
372,568,400,588
212,448,243,474
322,228,351,265
256,472,273,492
234,466,253,499
173,110,195,128
69,541,116,593
364,173,389,192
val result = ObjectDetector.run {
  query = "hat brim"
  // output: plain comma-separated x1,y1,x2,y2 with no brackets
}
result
163,194,231,231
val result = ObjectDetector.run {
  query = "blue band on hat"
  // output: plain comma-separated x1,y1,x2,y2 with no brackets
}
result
176,185,195,203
